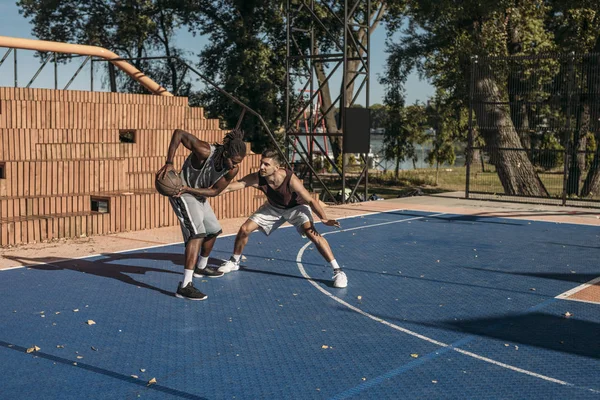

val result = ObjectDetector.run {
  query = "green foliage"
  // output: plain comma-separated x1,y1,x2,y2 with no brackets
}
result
532,134,564,170
17,0,192,95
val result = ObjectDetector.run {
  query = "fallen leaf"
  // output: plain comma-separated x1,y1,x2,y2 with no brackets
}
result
131,375,139,379
361,377,366,381
504,344,510,347
564,312,572,318
147,378,157,386
86,320,96,325
140,369,146,372
91,347,98,351
432,380,438,384
77,356,83,359
73,309,79,312
357,295,362,300
410,354,419,358
321,345,329,349
57,345,64,349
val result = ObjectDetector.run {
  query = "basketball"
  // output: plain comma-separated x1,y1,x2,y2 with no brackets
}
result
155,170,183,197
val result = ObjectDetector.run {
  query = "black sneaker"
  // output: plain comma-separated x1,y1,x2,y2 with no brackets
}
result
193,266,225,278
175,282,207,301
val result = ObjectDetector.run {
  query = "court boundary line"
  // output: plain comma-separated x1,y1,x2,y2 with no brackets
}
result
295,211,600,396
555,276,600,303
0,208,407,272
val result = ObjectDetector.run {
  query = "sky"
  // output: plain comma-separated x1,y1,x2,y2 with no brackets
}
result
0,1,434,105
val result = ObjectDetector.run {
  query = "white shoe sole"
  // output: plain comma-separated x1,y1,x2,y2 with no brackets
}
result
175,293,208,301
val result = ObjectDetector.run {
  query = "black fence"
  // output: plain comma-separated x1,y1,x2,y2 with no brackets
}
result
467,53,600,207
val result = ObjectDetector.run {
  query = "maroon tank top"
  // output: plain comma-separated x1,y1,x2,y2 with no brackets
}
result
257,169,307,209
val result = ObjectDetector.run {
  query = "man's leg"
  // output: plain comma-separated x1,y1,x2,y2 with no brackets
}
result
218,219,260,273
193,235,225,278
193,201,225,278
302,221,348,288
170,195,209,300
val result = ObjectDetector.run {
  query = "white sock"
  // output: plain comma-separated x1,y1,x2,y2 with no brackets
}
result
232,254,241,263
196,256,208,270
330,259,340,270
182,269,194,286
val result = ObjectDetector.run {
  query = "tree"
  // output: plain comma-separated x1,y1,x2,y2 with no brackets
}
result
425,92,465,184
382,81,427,180
185,0,288,152
383,0,561,196
18,0,192,95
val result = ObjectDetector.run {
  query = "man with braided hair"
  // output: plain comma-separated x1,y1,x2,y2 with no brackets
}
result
157,128,247,300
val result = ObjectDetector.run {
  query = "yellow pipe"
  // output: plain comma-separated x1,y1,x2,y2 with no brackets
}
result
0,35,172,96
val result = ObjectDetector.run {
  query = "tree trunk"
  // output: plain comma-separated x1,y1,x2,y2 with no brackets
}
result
578,37,600,197
566,101,590,195
473,75,549,196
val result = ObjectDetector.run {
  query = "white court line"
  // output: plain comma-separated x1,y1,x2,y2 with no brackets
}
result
296,212,583,389
555,276,600,303
0,208,408,273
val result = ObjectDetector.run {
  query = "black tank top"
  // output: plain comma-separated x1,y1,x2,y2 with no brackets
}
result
257,169,307,209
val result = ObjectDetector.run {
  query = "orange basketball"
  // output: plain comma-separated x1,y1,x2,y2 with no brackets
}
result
155,170,183,197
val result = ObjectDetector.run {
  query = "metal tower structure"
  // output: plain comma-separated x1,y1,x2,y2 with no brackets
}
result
285,0,373,203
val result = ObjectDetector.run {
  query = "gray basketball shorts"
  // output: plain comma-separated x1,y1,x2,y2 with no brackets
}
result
169,194,222,243
249,202,314,236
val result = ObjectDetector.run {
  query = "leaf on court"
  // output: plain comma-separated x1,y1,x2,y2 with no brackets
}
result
140,369,146,372
91,346,98,351
77,356,83,359
514,346,519,350
357,295,362,300
410,353,419,358
529,288,536,291
27,346,40,353
56,345,64,349
131,375,138,379
361,377,367,381
432,380,438,384
564,312,572,318
504,344,509,347
276,249,281,252
321,345,329,349
73,309,79,312
147,378,157,386
86,320,96,325
55,312,61,315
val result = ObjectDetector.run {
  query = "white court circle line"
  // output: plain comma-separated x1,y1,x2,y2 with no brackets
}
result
295,212,578,388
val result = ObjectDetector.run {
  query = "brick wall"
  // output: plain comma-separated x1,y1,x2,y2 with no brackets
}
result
0,87,268,246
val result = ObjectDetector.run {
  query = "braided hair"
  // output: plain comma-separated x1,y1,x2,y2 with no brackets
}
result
217,128,247,158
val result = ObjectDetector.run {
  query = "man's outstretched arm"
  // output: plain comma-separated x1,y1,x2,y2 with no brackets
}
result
179,172,259,198
289,175,340,228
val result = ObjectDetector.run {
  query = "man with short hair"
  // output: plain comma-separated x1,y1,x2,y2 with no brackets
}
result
191,149,348,288
157,128,247,300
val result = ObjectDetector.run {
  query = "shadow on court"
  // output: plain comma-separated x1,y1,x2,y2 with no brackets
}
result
459,265,600,285
445,312,600,360
0,340,208,400
2,253,188,297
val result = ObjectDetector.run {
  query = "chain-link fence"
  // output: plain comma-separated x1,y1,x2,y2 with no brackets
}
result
467,53,600,207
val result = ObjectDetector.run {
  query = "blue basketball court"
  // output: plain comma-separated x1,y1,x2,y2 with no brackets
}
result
1,209,599,399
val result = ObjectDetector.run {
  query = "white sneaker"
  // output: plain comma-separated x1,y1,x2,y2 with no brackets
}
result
333,270,348,288
218,258,240,273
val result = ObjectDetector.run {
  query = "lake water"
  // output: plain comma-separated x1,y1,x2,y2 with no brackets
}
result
290,135,451,171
